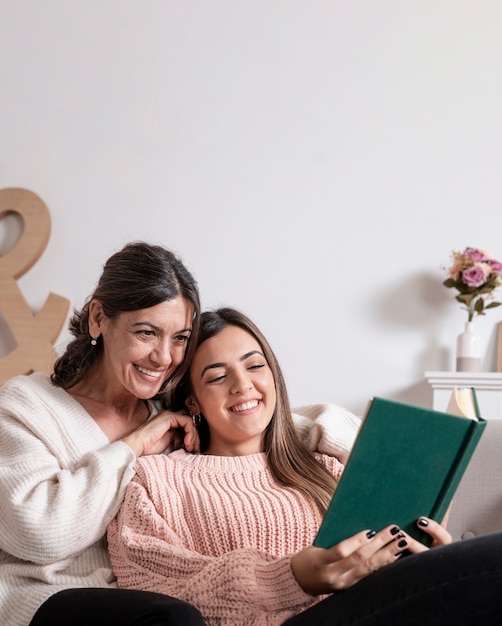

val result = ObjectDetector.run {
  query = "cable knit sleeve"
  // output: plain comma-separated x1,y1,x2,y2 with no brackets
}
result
107,473,315,626
0,374,137,563
292,403,361,464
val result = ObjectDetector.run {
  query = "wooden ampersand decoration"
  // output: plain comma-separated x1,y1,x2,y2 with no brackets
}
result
0,188,70,382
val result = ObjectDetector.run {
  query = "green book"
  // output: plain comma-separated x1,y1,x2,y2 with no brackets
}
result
314,387,486,548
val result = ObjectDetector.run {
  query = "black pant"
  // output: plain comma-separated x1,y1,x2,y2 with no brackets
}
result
29,533,502,626
284,532,502,626
29,588,205,626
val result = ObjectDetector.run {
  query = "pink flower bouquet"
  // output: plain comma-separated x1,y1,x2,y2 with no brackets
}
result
444,247,502,321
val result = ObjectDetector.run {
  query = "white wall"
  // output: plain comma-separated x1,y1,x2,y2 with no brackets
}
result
1,1,502,416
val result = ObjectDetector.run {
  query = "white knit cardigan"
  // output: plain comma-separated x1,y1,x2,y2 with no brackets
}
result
0,372,360,626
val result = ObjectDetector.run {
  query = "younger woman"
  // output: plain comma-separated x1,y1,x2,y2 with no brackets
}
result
108,307,502,626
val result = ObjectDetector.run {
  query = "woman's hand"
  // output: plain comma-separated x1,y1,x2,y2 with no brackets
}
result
403,517,453,553
122,410,200,457
291,525,408,595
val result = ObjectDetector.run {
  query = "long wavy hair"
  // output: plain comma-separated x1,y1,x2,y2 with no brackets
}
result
171,307,337,515
51,241,201,399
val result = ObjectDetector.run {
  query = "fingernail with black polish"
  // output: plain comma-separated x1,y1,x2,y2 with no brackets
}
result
366,530,376,539
418,518,429,527
390,526,400,535
398,539,408,548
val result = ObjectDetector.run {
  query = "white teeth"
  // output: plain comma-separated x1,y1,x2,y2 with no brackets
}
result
136,365,161,378
232,400,259,412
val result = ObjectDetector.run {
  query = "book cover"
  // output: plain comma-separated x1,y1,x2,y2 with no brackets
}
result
314,390,486,548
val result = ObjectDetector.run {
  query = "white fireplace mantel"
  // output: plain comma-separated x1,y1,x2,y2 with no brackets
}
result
425,371,502,420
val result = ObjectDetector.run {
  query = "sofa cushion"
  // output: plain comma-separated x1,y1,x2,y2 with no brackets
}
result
447,419,502,541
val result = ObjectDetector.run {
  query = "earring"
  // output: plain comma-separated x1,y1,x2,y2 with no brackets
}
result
90,337,97,346
190,412,202,427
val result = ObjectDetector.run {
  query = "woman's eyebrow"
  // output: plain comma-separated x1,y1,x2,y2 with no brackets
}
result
240,350,264,361
132,322,192,334
200,362,225,378
200,351,264,379
132,321,162,331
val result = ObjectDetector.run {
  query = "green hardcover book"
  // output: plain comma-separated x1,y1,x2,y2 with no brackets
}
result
314,387,486,548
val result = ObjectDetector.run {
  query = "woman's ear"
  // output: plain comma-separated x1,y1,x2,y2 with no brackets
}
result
185,396,201,415
88,299,104,339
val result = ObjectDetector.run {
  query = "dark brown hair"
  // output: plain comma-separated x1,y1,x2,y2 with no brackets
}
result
51,241,201,398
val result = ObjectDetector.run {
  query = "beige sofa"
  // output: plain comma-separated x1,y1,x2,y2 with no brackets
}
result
447,419,502,542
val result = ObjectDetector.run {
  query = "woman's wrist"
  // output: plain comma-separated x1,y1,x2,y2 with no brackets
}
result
121,433,142,457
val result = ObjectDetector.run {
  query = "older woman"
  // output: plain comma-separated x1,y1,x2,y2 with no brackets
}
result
0,242,205,626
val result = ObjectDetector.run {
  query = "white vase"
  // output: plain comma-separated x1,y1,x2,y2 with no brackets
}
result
456,320,482,372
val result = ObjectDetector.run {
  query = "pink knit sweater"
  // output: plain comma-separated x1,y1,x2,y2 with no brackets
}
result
107,450,343,626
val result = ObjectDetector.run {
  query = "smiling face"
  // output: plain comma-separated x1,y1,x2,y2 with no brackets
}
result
187,324,277,456
89,296,193,400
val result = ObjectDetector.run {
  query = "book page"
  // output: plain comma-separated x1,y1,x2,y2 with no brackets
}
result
446,387,478,420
